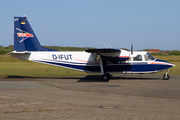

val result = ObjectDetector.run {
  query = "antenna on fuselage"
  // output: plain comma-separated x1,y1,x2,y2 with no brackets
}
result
108,44,112,48
103,42,108,48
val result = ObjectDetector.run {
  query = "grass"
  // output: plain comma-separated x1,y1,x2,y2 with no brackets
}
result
0,55,179,78
0,55,89,78
154,55,180,62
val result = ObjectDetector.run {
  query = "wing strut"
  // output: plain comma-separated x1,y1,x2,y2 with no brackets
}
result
99,56,110,81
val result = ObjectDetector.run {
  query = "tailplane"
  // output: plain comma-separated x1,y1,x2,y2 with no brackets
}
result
14,16,56,51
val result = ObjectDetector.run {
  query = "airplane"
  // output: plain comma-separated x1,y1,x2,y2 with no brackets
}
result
8,16,175,81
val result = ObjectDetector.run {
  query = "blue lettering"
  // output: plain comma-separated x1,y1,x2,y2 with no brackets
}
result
69,55,72,60
61,55,63,59
64,55,69,60
52,54,72,60
52,54,57,59
58,55,61,59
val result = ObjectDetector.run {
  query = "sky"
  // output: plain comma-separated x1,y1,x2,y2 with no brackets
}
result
0,0,180,50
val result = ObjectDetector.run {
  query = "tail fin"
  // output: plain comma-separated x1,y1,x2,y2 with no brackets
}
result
14,16,56,51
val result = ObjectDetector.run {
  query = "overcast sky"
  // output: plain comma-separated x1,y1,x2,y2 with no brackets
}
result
0,0,180,50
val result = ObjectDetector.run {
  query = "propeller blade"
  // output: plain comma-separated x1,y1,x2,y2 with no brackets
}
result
130,43,134,66
131,43,133,55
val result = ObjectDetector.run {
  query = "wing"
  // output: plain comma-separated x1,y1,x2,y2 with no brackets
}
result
85,48,121,53
86,48,129,61
86,48,121,58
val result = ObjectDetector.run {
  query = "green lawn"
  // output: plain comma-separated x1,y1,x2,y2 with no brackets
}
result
0,55,89,78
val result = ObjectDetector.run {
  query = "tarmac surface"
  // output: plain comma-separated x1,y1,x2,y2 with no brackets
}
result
0,74,180,120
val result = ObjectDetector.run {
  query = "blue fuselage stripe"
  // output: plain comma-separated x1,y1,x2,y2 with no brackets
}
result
34,60,174,73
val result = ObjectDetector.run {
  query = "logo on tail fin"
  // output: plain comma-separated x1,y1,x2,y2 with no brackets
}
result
16,28,34,43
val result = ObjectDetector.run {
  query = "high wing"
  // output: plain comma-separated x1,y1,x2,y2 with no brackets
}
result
86,48,121,53
86,48,129,61
86,48,120,57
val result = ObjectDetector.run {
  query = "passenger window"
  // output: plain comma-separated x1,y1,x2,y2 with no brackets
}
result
133,55,142,61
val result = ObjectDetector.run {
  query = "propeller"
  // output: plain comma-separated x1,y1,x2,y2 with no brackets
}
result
131,43,133,55
130,43,134,65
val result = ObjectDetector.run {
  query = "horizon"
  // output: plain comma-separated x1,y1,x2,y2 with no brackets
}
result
0,45,179,51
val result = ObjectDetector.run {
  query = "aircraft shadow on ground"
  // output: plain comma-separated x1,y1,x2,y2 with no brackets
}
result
77,75,162,82
4,75,82,80
4,75,161,82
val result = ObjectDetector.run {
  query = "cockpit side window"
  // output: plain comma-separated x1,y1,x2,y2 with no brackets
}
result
133,55,142,61
144,53,155,61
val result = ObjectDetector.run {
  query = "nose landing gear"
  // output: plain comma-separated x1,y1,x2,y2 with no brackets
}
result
163,69,170,80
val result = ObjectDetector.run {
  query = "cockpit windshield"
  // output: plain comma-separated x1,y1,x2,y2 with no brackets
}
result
144,53,155,61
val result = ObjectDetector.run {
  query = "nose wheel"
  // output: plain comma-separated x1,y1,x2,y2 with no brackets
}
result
163,69,170,80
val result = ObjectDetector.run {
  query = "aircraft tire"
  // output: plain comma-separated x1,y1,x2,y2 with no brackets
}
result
102,74,110,81
163,74,170,80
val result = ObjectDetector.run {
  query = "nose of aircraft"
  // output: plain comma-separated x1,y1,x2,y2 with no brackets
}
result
155,59,175,68
169,63,175,68
172,63,175,67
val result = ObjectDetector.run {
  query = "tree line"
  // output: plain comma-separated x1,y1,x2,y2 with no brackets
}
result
0,45,94,55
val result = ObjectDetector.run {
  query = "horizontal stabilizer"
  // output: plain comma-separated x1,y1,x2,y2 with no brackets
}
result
6,51,31,55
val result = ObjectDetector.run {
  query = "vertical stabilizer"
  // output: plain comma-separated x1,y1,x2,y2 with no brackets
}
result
14,16,56,51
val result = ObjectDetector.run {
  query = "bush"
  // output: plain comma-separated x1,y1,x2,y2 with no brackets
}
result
0,49,7,55
169,50,180,55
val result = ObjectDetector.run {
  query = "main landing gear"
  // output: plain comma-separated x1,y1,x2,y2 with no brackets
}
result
163,69,170,80
102,73,110,81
